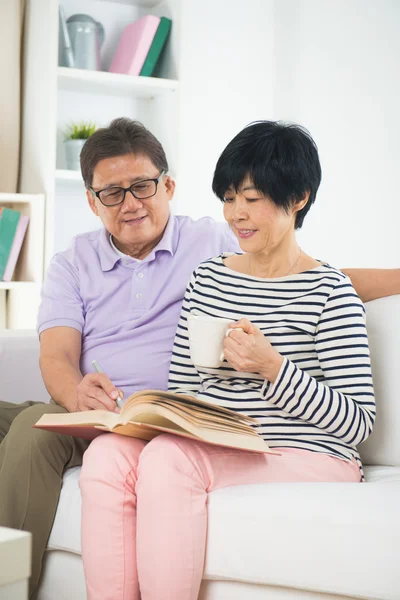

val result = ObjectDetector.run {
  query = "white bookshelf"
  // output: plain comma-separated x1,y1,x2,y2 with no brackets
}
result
0,193,44,286
19,0,181,270
0,193,45,328
98,0,161,5
0,282,38,291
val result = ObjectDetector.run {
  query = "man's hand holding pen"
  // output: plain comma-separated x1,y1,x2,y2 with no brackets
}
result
69,360,124,413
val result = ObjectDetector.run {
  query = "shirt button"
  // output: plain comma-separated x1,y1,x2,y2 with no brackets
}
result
138,272,144,278
136,293,142,299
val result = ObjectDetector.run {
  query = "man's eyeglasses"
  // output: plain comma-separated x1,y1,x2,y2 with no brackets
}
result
90,170,166,207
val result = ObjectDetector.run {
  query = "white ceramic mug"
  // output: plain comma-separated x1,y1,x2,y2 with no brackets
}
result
187,314,241,368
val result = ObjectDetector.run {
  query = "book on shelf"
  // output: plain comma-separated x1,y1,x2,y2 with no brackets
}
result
34,389,276,454
139,17,172,78
0,207,21,280
109,15,161,76
2,214,29,282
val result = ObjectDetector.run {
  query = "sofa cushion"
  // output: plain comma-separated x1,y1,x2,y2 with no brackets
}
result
47,468,82,555
49,465,400,600
205,473,400,600
360,295,400,466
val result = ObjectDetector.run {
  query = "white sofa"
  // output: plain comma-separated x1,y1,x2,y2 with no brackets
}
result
0,295,399,600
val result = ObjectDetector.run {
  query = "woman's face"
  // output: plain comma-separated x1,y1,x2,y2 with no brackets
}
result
223,177,301,254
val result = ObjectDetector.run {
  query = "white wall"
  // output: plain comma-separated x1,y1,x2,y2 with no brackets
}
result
177,0,399,268
274,0,400,268
175,0,275,222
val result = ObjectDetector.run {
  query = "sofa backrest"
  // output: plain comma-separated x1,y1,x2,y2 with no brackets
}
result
360,295,400,466
0,295,398,466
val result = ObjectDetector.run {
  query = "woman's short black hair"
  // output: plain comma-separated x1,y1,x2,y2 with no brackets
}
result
212,120,322,229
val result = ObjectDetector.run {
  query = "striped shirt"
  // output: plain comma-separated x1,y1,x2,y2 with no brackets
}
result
168,253,376,476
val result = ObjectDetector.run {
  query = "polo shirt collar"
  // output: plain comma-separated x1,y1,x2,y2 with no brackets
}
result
150,214,176,257
99,228,120,271
99,215,177,272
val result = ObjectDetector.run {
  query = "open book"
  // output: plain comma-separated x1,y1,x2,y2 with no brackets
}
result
34,390,276,454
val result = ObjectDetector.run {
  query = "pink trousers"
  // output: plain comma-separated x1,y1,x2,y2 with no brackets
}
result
79,433,361,600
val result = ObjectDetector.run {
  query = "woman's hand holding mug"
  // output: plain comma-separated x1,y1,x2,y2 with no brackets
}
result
224,318,284,383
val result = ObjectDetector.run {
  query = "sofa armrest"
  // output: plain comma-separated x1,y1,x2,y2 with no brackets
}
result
0,330,48,404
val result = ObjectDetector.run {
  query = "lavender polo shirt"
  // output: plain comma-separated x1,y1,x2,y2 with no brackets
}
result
37,215,239,398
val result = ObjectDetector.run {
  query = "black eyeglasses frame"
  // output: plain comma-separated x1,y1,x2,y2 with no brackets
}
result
90,170,166,207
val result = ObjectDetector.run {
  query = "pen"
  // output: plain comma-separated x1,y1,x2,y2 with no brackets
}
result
91,359,124,409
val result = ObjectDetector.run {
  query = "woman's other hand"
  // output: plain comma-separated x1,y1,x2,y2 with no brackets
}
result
223,318,283,383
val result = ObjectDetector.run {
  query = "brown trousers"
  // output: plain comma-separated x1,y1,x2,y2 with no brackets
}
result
0,400,90,599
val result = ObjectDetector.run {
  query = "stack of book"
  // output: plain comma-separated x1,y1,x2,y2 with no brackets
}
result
109,15,172,78
0,207,29,282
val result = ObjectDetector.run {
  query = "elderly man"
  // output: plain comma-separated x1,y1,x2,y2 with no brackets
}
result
0,118,398,598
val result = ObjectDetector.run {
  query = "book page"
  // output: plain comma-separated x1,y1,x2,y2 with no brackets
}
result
114,415,188,438
125,401,257,436
122,390,257,426
124,405,271,453
145,400,258,434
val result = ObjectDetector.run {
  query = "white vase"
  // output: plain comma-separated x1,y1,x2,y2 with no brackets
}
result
64,139,86,171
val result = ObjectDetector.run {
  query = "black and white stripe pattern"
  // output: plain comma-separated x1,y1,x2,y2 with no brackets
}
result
168,254,375,476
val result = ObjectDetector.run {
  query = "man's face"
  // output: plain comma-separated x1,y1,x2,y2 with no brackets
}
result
87,153,175,258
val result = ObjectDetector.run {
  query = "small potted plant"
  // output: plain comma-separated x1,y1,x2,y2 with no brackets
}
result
63,122,96,171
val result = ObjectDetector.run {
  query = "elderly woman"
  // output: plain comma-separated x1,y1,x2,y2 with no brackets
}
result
169,120,374,480
80,121,375,600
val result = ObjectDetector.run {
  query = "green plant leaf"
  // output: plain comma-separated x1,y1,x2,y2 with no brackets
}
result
64,121,97,140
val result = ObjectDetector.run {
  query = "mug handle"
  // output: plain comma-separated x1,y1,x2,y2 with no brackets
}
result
219,327,243,362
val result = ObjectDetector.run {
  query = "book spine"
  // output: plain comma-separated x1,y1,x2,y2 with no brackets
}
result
0,208,21,280
110,16,160,76
2,215,29,282
139,17,172,78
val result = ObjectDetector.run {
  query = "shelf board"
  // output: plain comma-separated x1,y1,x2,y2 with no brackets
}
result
0,193,44,203
97,0,161,4
0,282,40,291
96,0,162,5
57,67,179,98
55,169,83,182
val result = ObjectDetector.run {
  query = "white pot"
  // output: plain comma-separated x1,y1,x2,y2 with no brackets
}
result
64,139,86,171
